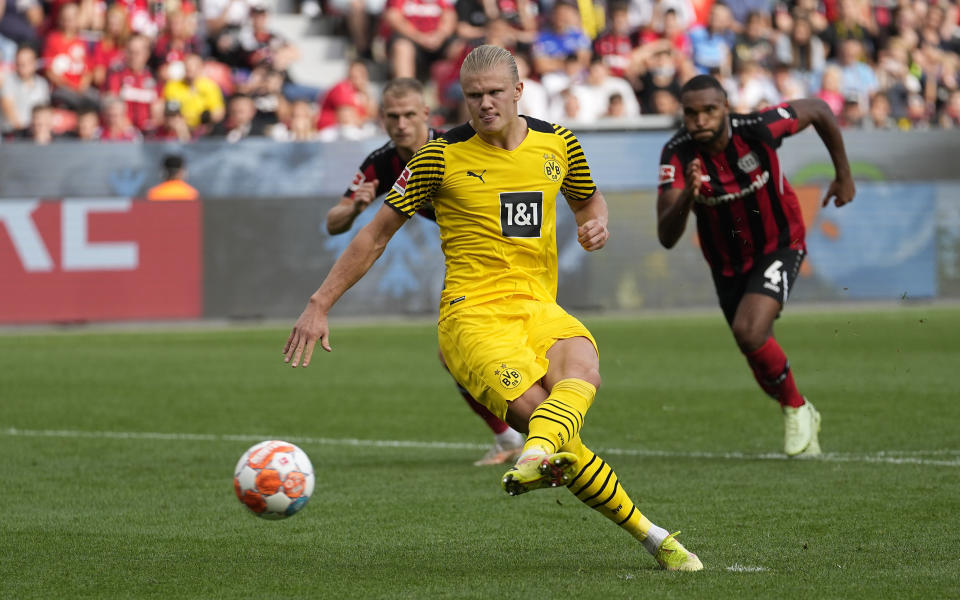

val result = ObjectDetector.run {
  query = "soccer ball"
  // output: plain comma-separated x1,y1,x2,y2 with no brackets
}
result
233,440,315,519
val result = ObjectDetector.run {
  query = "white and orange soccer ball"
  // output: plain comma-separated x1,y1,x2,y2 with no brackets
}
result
233,440,315,519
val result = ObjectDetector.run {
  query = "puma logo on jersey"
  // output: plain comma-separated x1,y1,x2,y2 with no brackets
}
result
467,170,486,183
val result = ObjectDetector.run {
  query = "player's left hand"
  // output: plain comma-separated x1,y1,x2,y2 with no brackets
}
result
578,219,609,251
822,175,855,208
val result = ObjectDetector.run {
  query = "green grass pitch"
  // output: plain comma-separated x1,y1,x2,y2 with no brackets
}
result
2,305,959,598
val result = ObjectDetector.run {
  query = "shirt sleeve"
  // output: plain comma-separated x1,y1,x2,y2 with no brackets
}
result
657,143,685,194
555,124,597,201
385,140,445,218
342,155,376,198
757,103,799,147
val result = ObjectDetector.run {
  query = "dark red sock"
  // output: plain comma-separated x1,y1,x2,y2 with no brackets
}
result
458,383,510,434
744,337,804,408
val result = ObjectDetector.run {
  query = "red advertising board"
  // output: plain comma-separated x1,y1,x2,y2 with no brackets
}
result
0,198,202,323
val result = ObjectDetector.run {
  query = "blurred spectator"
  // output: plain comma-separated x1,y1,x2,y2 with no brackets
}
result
601,91,626,118
211,92,265,140
875,36,920,118
733,10,775,72
24,103,56,143
815,64,844,116
864,90,896,130
839,93,863,127
626,0,695,32
900,90,931,130
532,0,592,77
541,52,587,97
72,104,100,139
91,4,131,89
774,13,826,85
317,102,377,141
152,8,203,77
728,59,779,111
105,34,160,132
515,50,548,119
634,44,686,114
147,153,199,201
271,97,319,140
593,1,637,80
651,87,681,116
239,64,288,132
326,0,387,59
0,0,43,60
0,44,50,134
383,0,457,79
940,88,960,128
455,0,537,48
821,0,877,60
549,86,583,122
572,57,640,119
688,1,736,75
725,0,774,27
163,52,226,129
148,99,193,140
205,0,251,67
316,59,377,131
108,0,157,38
832,37,879,112
44,2,99,112
99,95,143,140
239,3,299,72
771,61,807,99
790,0,829,35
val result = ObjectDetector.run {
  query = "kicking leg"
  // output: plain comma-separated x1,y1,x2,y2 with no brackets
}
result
562,436,702,571
501,337,599,495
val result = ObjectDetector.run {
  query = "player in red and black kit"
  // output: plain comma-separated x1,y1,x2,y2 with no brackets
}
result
657,74,855,457
325,78,525,465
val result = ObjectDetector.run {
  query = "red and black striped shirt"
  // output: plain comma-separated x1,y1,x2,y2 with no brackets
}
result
658,104,806,277
344,128,441,222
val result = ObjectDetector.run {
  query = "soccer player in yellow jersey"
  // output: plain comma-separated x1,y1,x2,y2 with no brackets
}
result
283,44,702,571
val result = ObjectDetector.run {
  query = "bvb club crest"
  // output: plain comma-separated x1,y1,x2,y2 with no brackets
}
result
494,363,523,389
543,153,562,182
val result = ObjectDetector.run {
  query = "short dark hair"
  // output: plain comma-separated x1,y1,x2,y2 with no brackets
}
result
680,74,727,99
162,154,185,177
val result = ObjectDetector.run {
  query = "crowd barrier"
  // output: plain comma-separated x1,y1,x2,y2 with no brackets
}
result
1,130,958,324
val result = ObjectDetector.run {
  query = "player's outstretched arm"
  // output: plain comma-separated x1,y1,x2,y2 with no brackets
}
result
284,204,406,367
789,98,856,208
325,179,380,235
657,159,702,249
568,190,609,251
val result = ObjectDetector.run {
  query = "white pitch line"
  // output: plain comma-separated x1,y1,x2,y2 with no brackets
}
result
3,427,959,467
726,564,768,573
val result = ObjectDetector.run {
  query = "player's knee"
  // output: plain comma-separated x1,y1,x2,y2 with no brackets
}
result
731,320,766,352
578,367,601,391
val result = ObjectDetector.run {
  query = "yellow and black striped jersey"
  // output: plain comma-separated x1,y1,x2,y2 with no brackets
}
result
385,116,597,318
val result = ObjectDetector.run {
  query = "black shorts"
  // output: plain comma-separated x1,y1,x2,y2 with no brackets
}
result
712,249,805,325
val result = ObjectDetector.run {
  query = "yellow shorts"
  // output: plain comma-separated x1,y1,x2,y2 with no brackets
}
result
437,297,597,420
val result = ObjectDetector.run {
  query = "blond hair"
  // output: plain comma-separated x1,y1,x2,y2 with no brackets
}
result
460,45,519,83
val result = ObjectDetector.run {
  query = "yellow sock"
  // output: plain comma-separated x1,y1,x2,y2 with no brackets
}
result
562,436,653,543
524,378,595,454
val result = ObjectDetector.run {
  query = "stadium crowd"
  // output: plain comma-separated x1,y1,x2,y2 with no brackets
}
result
0,0,958,143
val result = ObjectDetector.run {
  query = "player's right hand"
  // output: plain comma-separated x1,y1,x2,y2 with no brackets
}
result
352,179,379,213
283,300,331,368
685,159,703,197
